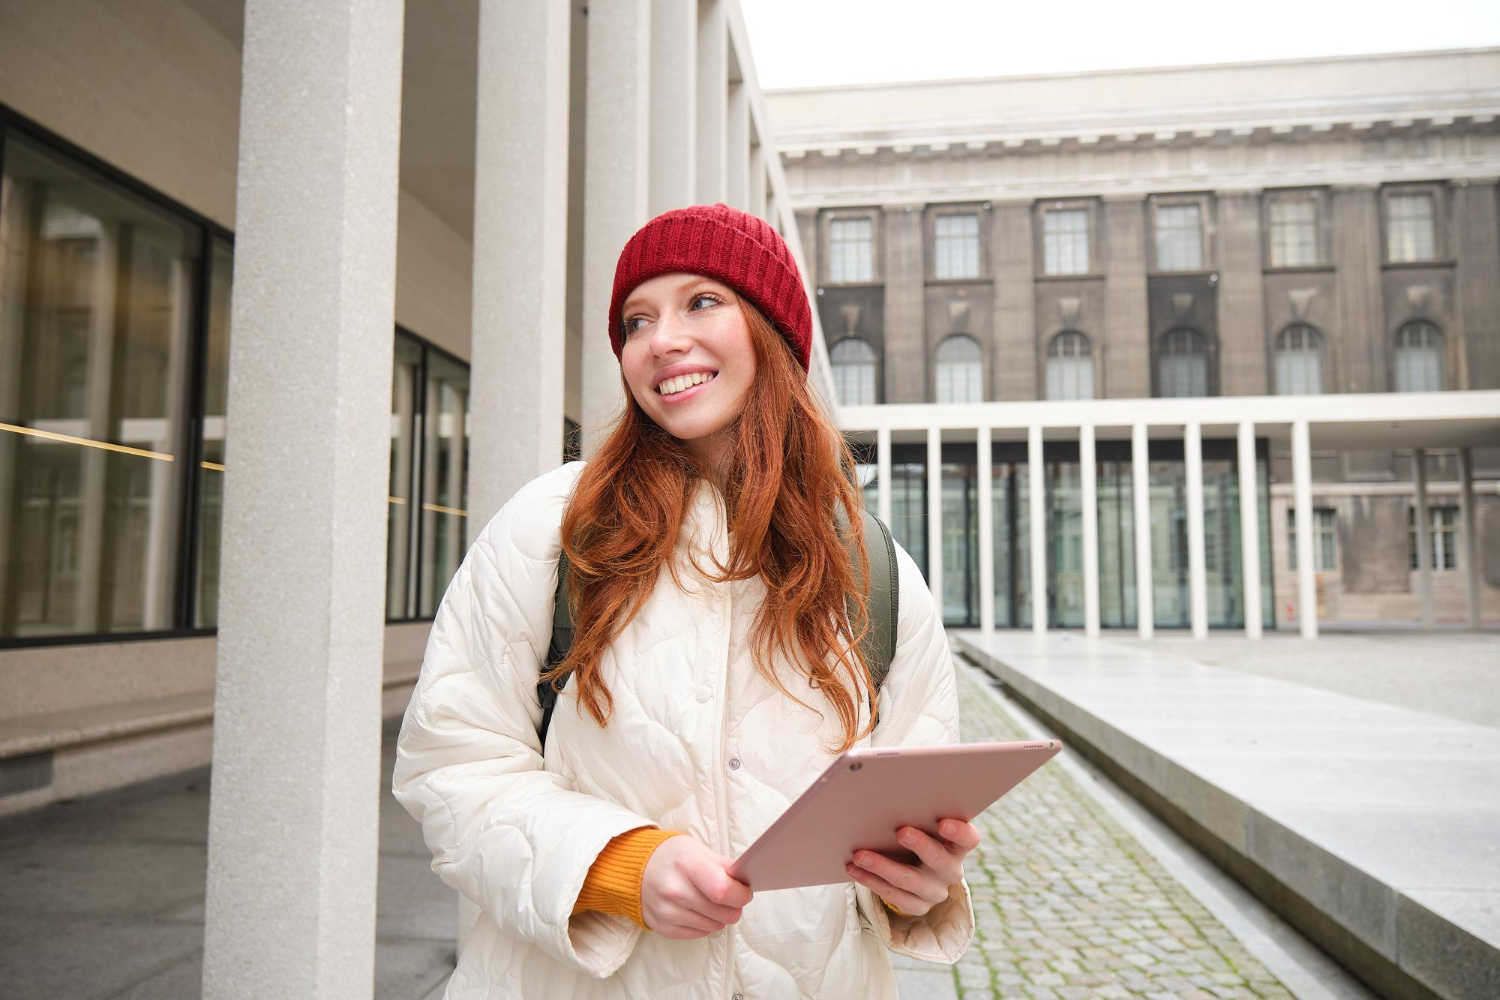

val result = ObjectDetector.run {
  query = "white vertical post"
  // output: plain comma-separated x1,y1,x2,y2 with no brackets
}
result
580,0,651,457
1132,423,1154,639
469,0,570,538
695,0,727,204
1237,421,1263,638
978,425,995,637
1459,446,1481,629
1414,448,1434,629
202,1,404,996
1292,419,1317,639
1080,424,1100,637
727,81,750,209
1185,422,1208,639
1029,425,1047,634
927,426,943,614
649,0,697,215
749,140,768,218
876,425,892,528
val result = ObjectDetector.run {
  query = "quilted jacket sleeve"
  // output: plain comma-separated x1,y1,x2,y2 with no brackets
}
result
854,540,978,965
391,462,659,978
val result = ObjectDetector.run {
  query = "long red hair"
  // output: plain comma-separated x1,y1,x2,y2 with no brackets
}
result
546,296,875,751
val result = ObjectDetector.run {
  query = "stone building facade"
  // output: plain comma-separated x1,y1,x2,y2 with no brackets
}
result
767,48,1500,627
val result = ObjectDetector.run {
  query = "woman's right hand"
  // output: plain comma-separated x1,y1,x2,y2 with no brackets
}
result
641,836,753,939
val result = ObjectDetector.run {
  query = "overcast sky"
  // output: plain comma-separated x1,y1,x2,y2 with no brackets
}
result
741,0,1500,90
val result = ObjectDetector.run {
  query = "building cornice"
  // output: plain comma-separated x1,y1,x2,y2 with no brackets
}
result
777,106,1500,161
780,160,1500,210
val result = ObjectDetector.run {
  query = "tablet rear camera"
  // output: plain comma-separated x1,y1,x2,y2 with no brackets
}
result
850,762,863,772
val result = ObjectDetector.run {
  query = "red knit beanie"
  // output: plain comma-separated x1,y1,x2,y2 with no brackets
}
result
609,203,813,371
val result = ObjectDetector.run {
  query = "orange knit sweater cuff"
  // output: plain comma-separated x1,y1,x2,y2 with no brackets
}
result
571,827,684,930
881,896,916,918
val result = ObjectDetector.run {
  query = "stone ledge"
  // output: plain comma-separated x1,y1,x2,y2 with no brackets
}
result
955,632,1500,1000
0,666,423,761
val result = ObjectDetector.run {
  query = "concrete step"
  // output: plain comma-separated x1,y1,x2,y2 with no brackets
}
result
954,631,1500,1000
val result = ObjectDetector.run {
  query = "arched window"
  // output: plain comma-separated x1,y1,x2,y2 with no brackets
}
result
1157,328,1209,398
1394,320,1445,392
934,334,983,404
1275,324,1323,395
1046,331,1095,400
830,337,877,406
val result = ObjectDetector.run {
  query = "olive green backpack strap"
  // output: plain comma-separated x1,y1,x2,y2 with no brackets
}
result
855,507,899,697
537,553,572,747
538,511,899,745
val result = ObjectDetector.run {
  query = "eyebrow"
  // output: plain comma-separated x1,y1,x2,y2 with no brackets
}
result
621,277,728,316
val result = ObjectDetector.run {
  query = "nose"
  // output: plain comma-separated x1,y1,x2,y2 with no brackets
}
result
648,308,692,358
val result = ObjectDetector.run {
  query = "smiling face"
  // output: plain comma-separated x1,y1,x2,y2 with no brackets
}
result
619,272,758,466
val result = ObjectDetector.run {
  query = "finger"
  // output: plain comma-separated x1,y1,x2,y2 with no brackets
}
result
692,862,754,909
896,826,964,881
851,849,947,905
685,893,744,927
663,905,725,936
845,862,929,916
937,818,982,853
655,921,715,940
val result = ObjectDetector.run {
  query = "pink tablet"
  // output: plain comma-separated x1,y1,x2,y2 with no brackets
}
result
727,740,1062,892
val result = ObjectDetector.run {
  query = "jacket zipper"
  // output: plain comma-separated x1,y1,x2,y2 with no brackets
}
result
715,580,735,999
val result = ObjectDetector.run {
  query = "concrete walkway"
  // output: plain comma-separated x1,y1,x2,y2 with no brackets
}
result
2,660,1336,1000
955,630,1500,1000
1,671,1321,1000
1107,632,1500,729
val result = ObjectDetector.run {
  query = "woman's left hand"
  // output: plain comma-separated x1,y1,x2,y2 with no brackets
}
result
845,817,980,917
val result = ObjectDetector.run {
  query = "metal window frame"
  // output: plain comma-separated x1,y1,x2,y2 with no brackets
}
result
0,104,471,648
0,104,229,650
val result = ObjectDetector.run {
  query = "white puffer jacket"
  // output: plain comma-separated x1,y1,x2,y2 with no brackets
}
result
393,462,974,999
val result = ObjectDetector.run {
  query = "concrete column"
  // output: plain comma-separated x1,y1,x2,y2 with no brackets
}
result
1331,186,1385,393
991,202,1036,400
1414,449,1434,628
927,426,943,609
977,425,995,636
1217,192,1269,395
580,0,651,457
201,1,404,997
1292,420,1317,638
1332,184,1390,478
726,81,749,210
1080,424,1100,636
884,207,926,403
1103,197,1151,398
1028,425,1047,633
1185,422,1208,638
1132,423,1154,638
695,0,727,204
876,426,892,527
1454,181,1500,389
649,0,696,215
1459,447,1481,628
469,0,570,538
749,139,767,219
1237,421,1263,638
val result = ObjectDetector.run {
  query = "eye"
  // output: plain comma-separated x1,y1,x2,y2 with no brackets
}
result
622,314,649,336
689,293,722,311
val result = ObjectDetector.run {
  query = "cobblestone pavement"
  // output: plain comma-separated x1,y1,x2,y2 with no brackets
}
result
938,666,1297,1000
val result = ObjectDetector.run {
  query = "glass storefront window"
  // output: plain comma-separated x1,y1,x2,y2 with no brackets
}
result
941,452,979,627
194,239,233,627
889,448,926,580
1,124,475,643
1,134,200,638
418,352,470,617
387,335,421,619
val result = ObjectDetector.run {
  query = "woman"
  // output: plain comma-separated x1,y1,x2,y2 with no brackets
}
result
393,203,977,999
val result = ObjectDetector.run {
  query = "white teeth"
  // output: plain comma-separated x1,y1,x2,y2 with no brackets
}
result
658,372,715,395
